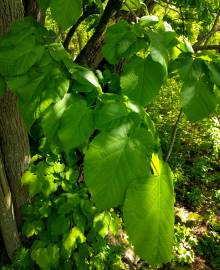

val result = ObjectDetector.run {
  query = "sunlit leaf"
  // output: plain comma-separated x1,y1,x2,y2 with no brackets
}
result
84,125,152,210
124,162,174,267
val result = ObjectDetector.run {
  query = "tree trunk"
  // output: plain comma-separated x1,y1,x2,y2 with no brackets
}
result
0,148,20,259
0,92,30,227
22,0,45,23
0,0,30,245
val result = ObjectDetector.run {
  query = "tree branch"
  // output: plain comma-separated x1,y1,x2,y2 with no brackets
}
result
63,14,87,50
75,0,123,68
194,44,220,51
165,109,183,162
194,9,220,47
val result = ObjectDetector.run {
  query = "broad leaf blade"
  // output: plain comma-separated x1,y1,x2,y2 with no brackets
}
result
58,99,94,152
121,56,165,106
124,162,174,267
102,21,136,65
84,126,151,210
181,77,217,121
50,0,82,30
95,101,129,131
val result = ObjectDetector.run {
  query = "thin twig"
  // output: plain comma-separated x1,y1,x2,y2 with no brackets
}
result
165,108,183,162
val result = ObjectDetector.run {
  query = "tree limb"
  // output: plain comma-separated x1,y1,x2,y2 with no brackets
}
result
194,44,220,51
75,0,123,68
63,14,87,50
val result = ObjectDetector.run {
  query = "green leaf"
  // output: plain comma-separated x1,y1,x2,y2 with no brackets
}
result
95,101,130,131
57,98,94,152
21,171,42,197
124,162,174,267
57,193,80,215
93,211,111,238
123,0,143,10
206,61,220,88
72,65,102,94
49,45,102,93
63,227,86,257
31,244,59,269
139,15,159,27
181,76,217,121
42,94,73,144
47,214,70,236
31,247,51,269
169,53,194,79
147,30,176,73
121,56,165,106
50,0,82,30
37,0,50,12
0,36,44,76
23,220,44,237
102,21,136,64
84,126,151,210
7,59,69,129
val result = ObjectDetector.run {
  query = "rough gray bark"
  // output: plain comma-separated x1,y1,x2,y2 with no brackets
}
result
0,92,30,227
0,0,30,234
0,0,24,36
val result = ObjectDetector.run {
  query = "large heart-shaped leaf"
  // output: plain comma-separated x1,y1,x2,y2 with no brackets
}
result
84,126,152,210
124,162,174,267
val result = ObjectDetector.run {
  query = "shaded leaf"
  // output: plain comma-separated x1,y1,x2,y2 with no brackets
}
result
181,77,217,121
51,0,82,30
121,56,165,106
58,98,94,152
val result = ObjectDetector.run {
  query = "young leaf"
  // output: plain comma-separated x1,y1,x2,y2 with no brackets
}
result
121,56,165,106
63,227,86,257
124,162,174,267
